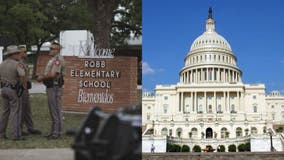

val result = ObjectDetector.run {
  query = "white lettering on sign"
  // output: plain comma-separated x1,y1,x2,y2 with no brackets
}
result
77,89,114,104
84,60,105,68
70,69,120,78
71,59,120,105
78,43,115,58
79,80,111,88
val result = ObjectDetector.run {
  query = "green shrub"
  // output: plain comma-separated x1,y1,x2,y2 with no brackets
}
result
238,144,245,152
181,145,190,152
244,142,250,151
193,145,201,152
167,143,172,152
217,145,225,152
167,144,181,152
228,144,236,152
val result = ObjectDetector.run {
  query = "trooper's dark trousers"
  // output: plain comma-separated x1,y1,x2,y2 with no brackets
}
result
21,89,34,131
46,86,62,137
0,87,22,139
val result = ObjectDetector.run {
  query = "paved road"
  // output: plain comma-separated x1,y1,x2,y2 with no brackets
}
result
0,148,73,160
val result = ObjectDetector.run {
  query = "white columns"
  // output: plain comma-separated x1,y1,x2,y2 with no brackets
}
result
191,92,194,112
212,68,215,81
178,92,181,112
240,91,244,112
237,91,240,112
190,71,193,83
223,92,226,111
181,92,184,112
206,68,209,81
217,68,219,82
187,71,189,83
195,91,197,112
205,91,207,113
227,91,230,112
214,91,217,113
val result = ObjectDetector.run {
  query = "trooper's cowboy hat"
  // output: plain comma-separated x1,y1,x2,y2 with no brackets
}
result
4,45,21,56
18,44,27,51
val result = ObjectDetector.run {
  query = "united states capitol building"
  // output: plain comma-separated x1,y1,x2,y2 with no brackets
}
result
142,9,284,152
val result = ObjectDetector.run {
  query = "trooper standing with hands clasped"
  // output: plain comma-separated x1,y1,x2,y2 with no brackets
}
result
18,45,42,135
37,42,65,139
0,45,27,141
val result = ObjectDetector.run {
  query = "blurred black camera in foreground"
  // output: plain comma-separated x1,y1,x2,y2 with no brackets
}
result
67,105,141,160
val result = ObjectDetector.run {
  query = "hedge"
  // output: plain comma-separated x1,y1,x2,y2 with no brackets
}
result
181,145,190,152
193,145,201,152
228,144,236,152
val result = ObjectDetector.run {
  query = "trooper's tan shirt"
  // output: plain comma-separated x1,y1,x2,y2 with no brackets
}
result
0,58,25,85
44,54,65,78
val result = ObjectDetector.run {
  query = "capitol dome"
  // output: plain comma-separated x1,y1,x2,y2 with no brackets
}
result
180,8,242,84
189,24,232,52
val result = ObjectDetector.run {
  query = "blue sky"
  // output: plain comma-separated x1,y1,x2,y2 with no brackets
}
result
142,0,284,95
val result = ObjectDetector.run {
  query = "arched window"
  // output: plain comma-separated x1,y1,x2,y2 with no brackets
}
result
184,97,190,113
231,105,235,113
251,127,257,135
191,128,198,138
217,105,222,113
208,105,212,113
221,127,228,138
198,105,203,113
253,105,257,113
236,127,242,137
163,104,168,114
161,128,168,136
176,128,182,138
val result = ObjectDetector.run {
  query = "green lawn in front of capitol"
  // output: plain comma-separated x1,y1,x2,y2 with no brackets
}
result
0,93,86,149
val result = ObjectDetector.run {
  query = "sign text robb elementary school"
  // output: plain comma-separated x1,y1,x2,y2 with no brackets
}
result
71,46,119,104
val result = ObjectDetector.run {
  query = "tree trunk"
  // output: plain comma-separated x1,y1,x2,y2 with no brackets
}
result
88,0,119,48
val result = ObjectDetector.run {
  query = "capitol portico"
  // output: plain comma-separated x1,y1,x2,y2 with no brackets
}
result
142,8,284,152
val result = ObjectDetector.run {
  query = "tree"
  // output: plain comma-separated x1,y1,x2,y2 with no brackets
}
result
228,144,236,152
87,0,142,48
0,0,93,75
181,145,190,152
193,145,201,152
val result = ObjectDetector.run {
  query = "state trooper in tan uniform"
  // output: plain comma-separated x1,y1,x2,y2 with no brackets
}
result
37,42,65,139
18,45,41,135
0,45,27,140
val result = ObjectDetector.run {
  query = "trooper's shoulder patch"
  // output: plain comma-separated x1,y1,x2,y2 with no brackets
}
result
18,63,24,69
55,60,61,66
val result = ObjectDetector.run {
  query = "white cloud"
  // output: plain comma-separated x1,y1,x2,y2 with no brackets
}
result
142,62,155,75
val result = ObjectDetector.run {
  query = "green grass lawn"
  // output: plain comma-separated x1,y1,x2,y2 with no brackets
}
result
0,93,86,149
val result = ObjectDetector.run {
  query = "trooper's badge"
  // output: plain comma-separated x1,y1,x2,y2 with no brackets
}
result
55,60,61,66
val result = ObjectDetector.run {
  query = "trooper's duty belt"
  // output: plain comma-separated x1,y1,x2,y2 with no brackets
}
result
0,82,16,89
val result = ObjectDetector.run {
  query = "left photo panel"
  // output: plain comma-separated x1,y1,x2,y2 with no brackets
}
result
0,0,142,160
